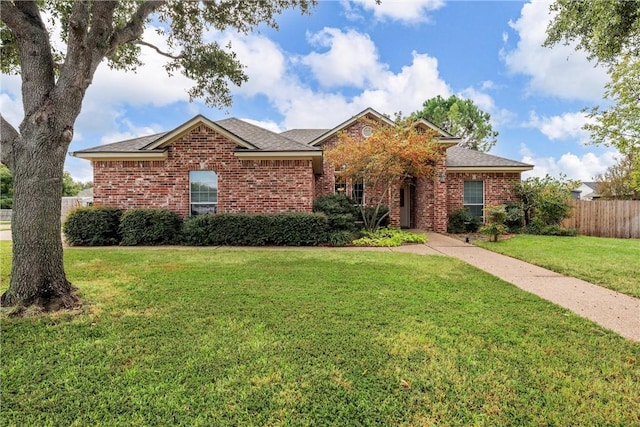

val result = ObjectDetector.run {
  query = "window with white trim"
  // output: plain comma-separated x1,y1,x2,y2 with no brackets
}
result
352,180,364,205
463,181,484,219
190,171,218,216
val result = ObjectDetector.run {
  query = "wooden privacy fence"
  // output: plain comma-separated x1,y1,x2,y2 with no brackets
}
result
562,200,640,238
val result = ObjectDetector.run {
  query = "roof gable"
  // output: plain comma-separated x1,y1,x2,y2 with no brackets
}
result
307,107,460,146
144,115,257,150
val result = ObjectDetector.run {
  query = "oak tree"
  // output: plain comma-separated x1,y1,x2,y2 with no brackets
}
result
0,0,314,312
326,117,443,231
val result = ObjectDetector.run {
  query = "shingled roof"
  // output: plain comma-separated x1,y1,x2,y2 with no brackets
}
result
74,117,319,154
446,146,532,170
215,118,319,151
78,132,168,153
280,129,330,145
72,113,532,173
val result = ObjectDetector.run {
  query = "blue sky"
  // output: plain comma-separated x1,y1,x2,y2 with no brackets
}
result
0,0,617,183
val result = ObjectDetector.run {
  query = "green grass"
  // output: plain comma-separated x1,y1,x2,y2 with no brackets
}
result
476,235,640,298
1,244,639,426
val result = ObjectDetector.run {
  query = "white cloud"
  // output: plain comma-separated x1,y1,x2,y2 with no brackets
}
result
502,0,608,101
300,28,386,88
0,86,23,128
220,33,287,97
241,118,283,133
345,0,445,24
85,26,193,107
520,144,618,181
459,86,516,128
222,29,451,129
100,119,164,144
526,111,591,144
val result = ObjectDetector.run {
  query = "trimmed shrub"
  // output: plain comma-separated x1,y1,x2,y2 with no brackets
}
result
181,213,329,246
63,206,122,246
119,209,183,246
447,207,482,233
313,194,358,231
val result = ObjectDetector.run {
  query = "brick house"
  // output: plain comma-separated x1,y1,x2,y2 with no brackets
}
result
72,108,533,232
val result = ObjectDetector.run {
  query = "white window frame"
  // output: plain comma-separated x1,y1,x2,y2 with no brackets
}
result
189,171,218,216
463,180,484,220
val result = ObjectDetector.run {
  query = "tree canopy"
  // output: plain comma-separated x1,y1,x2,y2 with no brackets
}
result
411,95,498,152
544,0,640,197
544,0,640,65
326,117,443,231
0,0,316,311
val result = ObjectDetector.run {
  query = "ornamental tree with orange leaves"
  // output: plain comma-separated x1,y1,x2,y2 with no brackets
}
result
326,117,444,231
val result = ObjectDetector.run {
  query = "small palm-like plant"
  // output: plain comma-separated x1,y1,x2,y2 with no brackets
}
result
480,205,509,242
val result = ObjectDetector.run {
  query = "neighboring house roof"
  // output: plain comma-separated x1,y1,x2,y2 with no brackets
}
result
445,146,533,172
575,182,600,199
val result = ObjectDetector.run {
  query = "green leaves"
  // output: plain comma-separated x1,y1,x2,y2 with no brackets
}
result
412,95,498,152
544,0,640,65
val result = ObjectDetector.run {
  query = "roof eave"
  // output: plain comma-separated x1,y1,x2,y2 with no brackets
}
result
234,150,323,173
70,150,168,161
446,166,534,173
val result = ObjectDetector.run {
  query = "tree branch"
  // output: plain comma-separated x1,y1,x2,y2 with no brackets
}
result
107,1,166,55
0,1,32,36
134,39,183,60
0,115,20,171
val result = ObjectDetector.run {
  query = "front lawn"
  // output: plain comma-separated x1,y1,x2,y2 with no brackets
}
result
1,244,639,426
476,235,640,298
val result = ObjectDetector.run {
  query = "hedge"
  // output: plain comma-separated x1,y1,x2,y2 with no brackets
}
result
119,208,183,246
63,206,122,246
182,213,328,246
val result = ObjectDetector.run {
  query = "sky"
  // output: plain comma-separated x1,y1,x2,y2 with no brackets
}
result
0,0,619,183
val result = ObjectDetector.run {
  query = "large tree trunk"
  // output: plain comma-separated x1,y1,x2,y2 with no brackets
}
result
1,129,79,312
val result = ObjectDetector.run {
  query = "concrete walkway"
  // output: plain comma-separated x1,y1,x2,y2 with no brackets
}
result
384,233,639,342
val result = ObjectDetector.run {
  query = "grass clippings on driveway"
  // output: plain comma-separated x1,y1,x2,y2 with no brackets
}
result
476,235,640,298
1,245,639,426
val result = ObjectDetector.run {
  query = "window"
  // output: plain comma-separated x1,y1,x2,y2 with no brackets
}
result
334,177,347,195
190,171,218,216
463,181,484,219
352,180,364,205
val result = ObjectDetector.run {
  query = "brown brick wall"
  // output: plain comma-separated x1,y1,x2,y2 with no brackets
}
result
446,172,521,217
93,125,314,216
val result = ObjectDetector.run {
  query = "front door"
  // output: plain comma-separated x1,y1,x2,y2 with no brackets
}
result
400,184,411,228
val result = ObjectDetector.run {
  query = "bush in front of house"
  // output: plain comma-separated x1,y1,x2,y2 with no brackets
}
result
63,206,122,246
352,226,426,247
181,213,329,246
479,205,509,242
119,208,183,246
447,207,482,233
523,221,579,237
312,194,358,232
